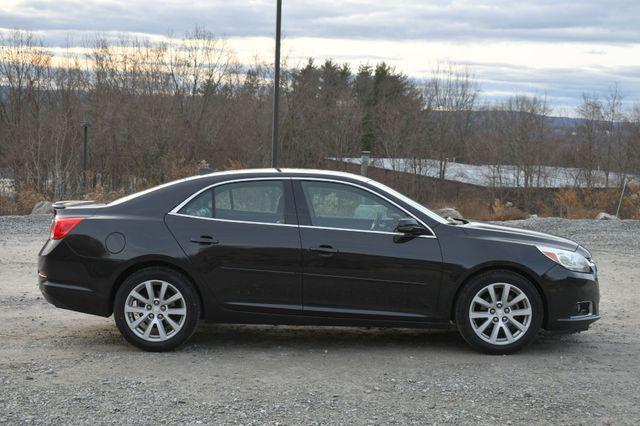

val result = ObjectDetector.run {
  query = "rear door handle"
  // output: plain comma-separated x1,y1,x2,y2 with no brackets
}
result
310,245,338,256
190,235,218,245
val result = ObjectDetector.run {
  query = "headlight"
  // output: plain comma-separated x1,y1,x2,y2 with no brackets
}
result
537,246,592,273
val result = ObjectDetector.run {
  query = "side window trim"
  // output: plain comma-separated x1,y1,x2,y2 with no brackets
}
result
169,178,298,227
168,176,436,237
292,178,436,238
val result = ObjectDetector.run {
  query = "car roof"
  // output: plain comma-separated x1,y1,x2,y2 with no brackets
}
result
203,168,371,182
107,168,371,207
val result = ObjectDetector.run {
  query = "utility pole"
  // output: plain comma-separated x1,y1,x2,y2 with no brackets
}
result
271,0,282,168
82,122,91,190
615,175,627,218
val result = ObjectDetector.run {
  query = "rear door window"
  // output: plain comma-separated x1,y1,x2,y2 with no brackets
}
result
178,180,286,224
214,181,285,224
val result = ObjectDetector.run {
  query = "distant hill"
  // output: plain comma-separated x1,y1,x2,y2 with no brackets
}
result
545,116,588,129
426,109,602,132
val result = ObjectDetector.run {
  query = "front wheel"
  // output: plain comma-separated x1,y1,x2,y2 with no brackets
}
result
114,267,200,351
455,270,543,354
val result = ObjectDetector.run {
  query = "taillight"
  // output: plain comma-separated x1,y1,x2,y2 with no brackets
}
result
50,217,84,240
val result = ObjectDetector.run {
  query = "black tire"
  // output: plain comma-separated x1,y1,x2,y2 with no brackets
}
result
455,270,543,355
114,267,200,352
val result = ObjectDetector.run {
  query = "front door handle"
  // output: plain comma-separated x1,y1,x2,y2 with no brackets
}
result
310,245,338,256
190,235,218,245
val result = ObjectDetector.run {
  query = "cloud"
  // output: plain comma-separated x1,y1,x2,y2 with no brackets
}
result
2,0,639,44
470,63,640,111
1,0,639,112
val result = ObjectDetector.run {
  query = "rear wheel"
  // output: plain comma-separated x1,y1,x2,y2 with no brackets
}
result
455,270,543,354
114,267,200,351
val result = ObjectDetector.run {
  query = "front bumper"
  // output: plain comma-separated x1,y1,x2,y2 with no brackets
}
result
542,264,600,332
554,313,601,332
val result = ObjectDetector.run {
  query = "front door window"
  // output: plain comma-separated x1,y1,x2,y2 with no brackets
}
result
300,181,405,232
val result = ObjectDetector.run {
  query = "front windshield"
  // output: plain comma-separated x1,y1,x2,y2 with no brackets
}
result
366,180,449,225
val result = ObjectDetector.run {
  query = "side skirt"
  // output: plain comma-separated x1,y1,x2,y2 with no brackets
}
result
204,309,452,329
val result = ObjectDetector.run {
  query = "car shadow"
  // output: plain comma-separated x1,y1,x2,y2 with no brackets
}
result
186,324,593,353
59,322,595,356
188,323,468,352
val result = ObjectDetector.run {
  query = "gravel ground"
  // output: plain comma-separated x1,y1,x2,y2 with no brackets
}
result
1,215,639,425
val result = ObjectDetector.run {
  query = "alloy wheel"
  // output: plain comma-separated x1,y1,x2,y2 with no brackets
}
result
469,282,532,345
124,280,187,342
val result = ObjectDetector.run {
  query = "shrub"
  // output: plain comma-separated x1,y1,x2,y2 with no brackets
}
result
84,185,126,203
15,190,48,215
553,189,582,218
435,198,528,222
221,159,249,171
0,195,18,215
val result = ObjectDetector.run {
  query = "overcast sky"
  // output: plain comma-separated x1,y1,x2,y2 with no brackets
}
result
1,0,639,114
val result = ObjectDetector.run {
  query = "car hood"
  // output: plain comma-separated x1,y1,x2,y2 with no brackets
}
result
461,221,583,253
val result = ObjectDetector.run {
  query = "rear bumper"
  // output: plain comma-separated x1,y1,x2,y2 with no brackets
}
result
542,264,601,332
39,279,111,317
38,239,112,317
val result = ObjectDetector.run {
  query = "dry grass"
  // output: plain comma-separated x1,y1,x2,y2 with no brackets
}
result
3,168,640,220
83,185,127,204
163,157,200,182
552,188,640,219
0,190,49,215
553,189,592,219
431,198,528,221
0,195,19,215
433,185,640,221
221,159,249,171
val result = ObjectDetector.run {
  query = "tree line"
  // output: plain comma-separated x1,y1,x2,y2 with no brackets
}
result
1,29,639,215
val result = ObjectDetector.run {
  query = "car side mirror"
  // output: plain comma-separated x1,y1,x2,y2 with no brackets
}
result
395,218,428,235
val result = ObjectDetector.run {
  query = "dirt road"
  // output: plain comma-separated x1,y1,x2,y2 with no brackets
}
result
1,215,639,424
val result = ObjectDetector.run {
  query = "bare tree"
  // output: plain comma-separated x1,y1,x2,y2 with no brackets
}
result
576,94,605,188
423,64,478,182
1,28,638,218
602,85,625,186
482,96,552,210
